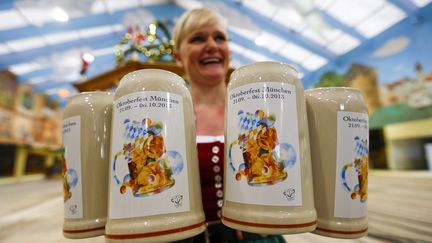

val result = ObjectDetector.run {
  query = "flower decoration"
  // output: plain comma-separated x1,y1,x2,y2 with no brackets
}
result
115,20,175,65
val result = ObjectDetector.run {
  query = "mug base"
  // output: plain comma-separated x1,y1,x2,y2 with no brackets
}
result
313,226,368,239
63,218,106,239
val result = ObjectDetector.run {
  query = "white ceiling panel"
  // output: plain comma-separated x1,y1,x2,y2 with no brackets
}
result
9,62,42,75
140,0,172,5
174,0,203,10
301,54,328,71
6,36,47,52
325,0,386,26
229,42,245,53
301,25,343,47
92,46,116,57
243,49,272,62
410,0,432,7
28,76,48,85
273,8,305,32
300,28,327,46
44,31,81,45
313,0,336,10
229,26,259,41
51,68,81,82
356,4,406,38
112,24,126,32
242,0,278,18
18,7,54,27
327,32,361,54
321,27,343,43
0,10,28,31
105,0,140,12
90,0,108,14
258,32,286,53
96,0,172,14
79,25,116,39
280,42,313,63
0,43,11,55
230,42,272,62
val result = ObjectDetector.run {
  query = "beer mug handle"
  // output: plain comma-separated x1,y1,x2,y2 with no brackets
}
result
228,141,239,172
341,163,356,192
113,151,130,186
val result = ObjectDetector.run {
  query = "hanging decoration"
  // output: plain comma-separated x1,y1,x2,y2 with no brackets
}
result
79,52,94,78
80,54,90,76
115,20,175,66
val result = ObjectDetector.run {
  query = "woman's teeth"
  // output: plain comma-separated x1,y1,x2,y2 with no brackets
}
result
201,58,221,64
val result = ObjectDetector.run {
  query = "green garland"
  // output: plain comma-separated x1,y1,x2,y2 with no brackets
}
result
115,20,175,65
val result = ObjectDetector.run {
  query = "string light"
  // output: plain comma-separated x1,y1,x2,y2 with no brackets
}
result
51,7,69,22
82,53,95,63
255,35,267,46
149,24,157,35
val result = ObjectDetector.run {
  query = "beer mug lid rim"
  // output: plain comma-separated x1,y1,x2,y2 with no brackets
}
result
305,87,362,94
232,61,298,76
68,91,113,100
119,69,184,87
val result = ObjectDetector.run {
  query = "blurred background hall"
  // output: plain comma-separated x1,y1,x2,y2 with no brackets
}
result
0,0,431,242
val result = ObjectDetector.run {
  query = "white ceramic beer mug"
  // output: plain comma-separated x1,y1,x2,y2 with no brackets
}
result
105,69,205,242
222,62,317,234
305,87,368,238
62,91,113,238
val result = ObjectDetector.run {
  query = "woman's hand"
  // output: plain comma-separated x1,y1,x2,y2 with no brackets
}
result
236,230,244,240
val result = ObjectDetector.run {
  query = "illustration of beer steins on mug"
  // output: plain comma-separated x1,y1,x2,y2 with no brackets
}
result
341,136,368,202
228,110,297,186
62,153,78,202
113,118,184,197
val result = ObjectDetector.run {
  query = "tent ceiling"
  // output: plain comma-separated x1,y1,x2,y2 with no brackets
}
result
0,0,430,106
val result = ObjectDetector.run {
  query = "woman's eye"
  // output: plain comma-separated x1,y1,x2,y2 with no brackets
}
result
190,36,205,43
214,35,226,42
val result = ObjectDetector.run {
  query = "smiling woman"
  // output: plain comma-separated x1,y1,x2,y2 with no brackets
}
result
174,8,230,93
173,8,285,243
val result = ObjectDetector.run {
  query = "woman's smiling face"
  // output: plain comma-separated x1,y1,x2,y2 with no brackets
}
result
176,22,229,86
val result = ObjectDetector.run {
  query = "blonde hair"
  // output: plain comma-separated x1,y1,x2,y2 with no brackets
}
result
173,8,227,51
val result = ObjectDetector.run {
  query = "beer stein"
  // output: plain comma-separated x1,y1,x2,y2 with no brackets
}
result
105,69,205,242
222,62,317,234
305,87,368,238
62,91,113,238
